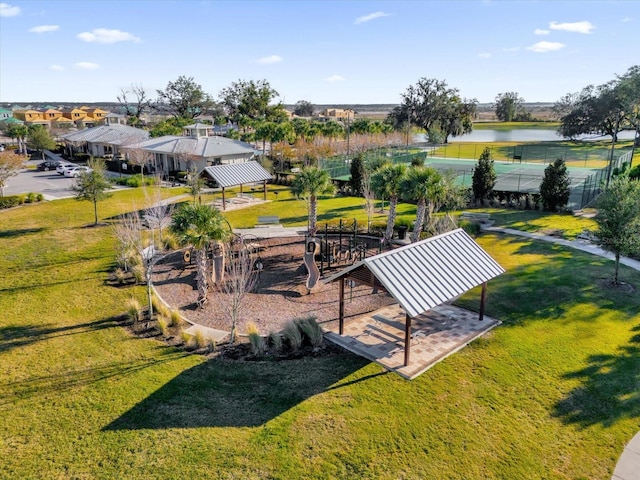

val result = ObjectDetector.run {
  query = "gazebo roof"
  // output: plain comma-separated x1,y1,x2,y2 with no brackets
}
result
202,161,272,188
323,228,504,317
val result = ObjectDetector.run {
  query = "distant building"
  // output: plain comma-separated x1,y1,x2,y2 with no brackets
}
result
317,108,355,122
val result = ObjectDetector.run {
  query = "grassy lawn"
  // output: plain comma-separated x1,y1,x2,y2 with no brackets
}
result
473,121,560,130
1,189,639,479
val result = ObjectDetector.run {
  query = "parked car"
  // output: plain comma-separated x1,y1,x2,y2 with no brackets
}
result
64,166,93,177
57,163,77,175
37,161,62,172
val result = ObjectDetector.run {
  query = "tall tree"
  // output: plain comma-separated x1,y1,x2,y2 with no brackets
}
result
149,117,190,138
293,100,314,117
401,166,445,242
371,163,407,244
27,125,56,160
117,83,151,125
0,150,23,197
349,153,365,195
388,77,476,143
156,76,214,119
72,158,113,225
219,79,282,125
7,124,29,155
290,166,335,236
556,66,640,141
170,204,231,306
494,92,524,122
539,158,571,211
472,147,497,201
594,175,640,284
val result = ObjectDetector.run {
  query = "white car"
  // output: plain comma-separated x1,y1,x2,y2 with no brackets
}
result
57,163,77,175
64,166,93,177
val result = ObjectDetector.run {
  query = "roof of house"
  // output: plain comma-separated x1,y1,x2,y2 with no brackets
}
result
323,228,505,318
125,135,259,158
202,161,272,188
61,124,149,145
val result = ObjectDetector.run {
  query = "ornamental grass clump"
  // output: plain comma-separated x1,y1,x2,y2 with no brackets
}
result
297,316,324,348
246,321,265,355
268,331,283,353
157,315,170,337
169,308,183,328
194,329,207,349
125,297,141,323
151,295,170,319
282,320,302,351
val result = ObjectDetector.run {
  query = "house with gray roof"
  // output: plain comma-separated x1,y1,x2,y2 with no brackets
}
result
61,124,150,158
121,123,259,176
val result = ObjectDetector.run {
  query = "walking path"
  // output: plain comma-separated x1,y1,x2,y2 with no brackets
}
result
483,226,640,480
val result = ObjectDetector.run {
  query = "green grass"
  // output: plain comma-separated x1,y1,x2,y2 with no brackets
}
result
1,189,639,478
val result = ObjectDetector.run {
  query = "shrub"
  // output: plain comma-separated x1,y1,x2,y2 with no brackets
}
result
0,195,23,209
247,322,265,355
194,329,207,349
459,220,481,237
151,295,170,318
169,308,183,328
131,264,145,284
114,267,127,285
24,192,37,204
296,317,324,348
125,297,141,322
157,315,170,337
35,193,44,202
282,320,302,351
162,233,179,250
180,330,195,350
268,331,283,353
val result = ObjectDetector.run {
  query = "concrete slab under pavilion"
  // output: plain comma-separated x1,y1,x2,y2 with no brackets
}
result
325,303,500,380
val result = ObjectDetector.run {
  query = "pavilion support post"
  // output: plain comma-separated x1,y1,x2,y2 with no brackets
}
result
263,180,267,200
222,188,226,211
240,184,243,194
404,313,412,366
479,282,487,321
339,277,345,335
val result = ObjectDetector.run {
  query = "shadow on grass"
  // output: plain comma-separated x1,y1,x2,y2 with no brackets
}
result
0,348,185,406
0,316,122,354
103,351,370,429
553,325,640,427
0,227,47,239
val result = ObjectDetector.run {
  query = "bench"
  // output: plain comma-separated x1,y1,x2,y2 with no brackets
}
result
256,215,280,226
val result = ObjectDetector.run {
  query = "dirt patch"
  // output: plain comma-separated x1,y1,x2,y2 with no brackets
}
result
152,237,396,335
596,278,636,293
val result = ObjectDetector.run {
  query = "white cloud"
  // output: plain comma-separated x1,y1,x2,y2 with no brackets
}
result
549,21,595,34
478,52,491,59
74,62,100,71
534,28,550,35
621,17,633,23
258,55,282,64
77,28,141,44
354,11,390,25
29,25,59,33
325,75,345,83
502,47,520,52
50,64,64,71
527,41,566,52
0,3,21,17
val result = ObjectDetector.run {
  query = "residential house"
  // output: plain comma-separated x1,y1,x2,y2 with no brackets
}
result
317,108,355,122
104,112,127,126
80,106,109,126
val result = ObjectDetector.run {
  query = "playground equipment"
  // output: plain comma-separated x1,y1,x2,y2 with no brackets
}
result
304,238,320,292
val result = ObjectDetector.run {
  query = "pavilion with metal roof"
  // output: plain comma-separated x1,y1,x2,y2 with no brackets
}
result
323,228,505,366
202,161,273,210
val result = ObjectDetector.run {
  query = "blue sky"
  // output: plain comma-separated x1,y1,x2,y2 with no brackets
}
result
0,0,637,105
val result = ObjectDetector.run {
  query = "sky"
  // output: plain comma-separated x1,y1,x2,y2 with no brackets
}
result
0,0,637,105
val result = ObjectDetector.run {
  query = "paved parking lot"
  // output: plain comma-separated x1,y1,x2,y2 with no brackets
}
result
4,160,80,200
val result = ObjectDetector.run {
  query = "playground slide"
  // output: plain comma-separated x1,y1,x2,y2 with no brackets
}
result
304,239,320,292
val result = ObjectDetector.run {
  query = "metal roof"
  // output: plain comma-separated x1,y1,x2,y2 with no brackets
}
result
323,228,505,317
126,135,259,158
61,124,149,145
202,161,272,188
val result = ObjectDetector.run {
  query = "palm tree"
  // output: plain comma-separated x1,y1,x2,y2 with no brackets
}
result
401,166,445,242
290,166,335,236
371,163,407,244
170,204,231,305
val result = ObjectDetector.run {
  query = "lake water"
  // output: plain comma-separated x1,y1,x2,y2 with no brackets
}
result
415,128,637,143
